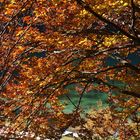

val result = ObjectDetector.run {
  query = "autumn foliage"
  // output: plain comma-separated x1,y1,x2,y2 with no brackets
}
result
0,0,140,139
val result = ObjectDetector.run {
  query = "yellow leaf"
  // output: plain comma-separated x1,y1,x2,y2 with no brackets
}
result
78,38,88,45
123,3,128,6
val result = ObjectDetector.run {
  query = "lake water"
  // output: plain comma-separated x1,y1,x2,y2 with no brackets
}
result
59,89,108,113
59,81,126,113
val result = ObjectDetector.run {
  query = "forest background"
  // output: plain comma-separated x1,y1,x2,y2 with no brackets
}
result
0,0,140,139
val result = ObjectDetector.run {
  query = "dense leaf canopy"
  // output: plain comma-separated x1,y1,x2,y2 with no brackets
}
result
0,0,140,139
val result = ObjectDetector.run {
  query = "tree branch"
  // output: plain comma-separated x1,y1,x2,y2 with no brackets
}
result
76,0,140,43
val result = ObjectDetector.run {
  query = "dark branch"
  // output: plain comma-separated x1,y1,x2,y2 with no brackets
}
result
76,0,140,43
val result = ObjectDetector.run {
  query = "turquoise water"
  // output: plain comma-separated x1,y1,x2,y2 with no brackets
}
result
59,89,108,113
59,81,126,113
